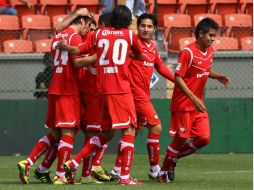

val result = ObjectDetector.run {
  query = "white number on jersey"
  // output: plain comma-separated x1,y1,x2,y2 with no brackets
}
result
52,41,68,66
98,39,128,65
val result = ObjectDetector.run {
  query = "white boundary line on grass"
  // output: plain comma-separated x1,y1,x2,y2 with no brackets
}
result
197,171,252,174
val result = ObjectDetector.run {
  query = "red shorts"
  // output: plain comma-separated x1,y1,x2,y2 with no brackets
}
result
169,110,210,139
134,98,160,127
45,95,80,129
80,93,102,131
97,93,137,131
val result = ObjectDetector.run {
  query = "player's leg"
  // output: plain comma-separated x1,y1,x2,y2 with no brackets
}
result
17,129,60,184
147,124,161,180
109,141,121,181
34,141,59,184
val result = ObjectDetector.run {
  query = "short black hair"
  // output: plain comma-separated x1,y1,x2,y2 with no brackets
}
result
71,16,91,25
195,17,219,39
90,18,97,27
98,12,112,27
137,13,157,28
112,5,132,29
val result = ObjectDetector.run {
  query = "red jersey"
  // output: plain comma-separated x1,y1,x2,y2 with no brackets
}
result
0,0,7,6
79,27,142,94
78,32,97,94
129,38,173,100
171,42,214,111
48,27,82,96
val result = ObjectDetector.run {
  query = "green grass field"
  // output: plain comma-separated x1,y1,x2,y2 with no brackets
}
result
0,154,252,190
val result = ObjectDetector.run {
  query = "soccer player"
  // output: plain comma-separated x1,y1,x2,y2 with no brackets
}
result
157,18,230,183
59,5,144,185
109,13,175,181
57,12,113,183
17,12,92,185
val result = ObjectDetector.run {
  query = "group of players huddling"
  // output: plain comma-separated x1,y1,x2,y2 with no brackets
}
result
17,5,230,185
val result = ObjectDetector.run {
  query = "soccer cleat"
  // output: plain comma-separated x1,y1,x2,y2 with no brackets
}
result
148,169,159,180
17,160,30,184
63,160,76,184
157,172,170,183
109,170,120,181
91,166,111,181
119,178,143,185
34,168,52,184
168,159,177,181
53,175,68,185
80,176,103,184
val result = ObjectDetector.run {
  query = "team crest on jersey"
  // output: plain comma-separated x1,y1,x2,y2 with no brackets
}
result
176,63,182,70
198,61,202,64
179,127,185,133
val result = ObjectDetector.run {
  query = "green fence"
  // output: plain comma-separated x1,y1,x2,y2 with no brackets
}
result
0,98,252,155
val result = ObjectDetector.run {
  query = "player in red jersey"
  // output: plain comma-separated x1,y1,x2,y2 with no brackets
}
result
110,13,174,181
157,18,230,183
17,11,93,185
60,5,144,185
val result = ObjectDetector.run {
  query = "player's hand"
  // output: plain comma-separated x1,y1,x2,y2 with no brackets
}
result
58,39,67,51
75,8,91,17
217,75,230,87
192,96,206,113
27,2,34,9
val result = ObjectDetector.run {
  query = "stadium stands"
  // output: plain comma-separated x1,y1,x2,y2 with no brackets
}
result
224,14,253,43
0,15,21,48
3,39,33,53
52,14,68,29
213,37,239,51
179,37,196,51
240,0,253,17
10,0,38,18
241,37,253,50
163,14,193,52
35,39,52,53
40,0,69,18
22,15,53,42
70,0,100,14
157,0,178,27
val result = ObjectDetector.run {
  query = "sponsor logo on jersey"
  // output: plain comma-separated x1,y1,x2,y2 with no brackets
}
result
196,71,209,78
102,30,124,36
198,61,202,64
143,61,154,67
176,63,182,70
55,33,68,39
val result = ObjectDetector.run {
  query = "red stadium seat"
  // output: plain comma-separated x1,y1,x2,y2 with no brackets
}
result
224,14,253,43
163,14,193,52
157,0,178,27
92,14,100,24
179,37,196,51
194,13,224,36
145,0,154,13
210,0,239,19
0,15,21,42
240,0,253,17
179,0,209,25
213,37,239,51
52,14,68,29
35,39,52,53
241,37,253,50
10,0,39,18
22,15,53,42
3,39,33,53
40,0,69,18
70,0,100,14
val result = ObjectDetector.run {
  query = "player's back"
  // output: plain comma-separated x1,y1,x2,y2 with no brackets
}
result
49,28,81,96
94,27,136,94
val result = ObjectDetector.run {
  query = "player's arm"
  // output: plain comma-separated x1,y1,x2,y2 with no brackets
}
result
154,53,174,82
19,0,33,8
55,8,91,33
72,54,97,68
175,74,206,113
58,38,80,54
209,69,230,87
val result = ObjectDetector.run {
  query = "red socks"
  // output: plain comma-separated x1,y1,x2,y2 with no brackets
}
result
39,142,58,170
120,134,135,179
147,133,160,170
92,143,108,167
27,133,56,166
56,135,73,177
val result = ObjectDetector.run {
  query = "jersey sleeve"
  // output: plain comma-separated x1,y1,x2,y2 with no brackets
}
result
154,51,174,82
69,33,83,59
175,49,192,77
